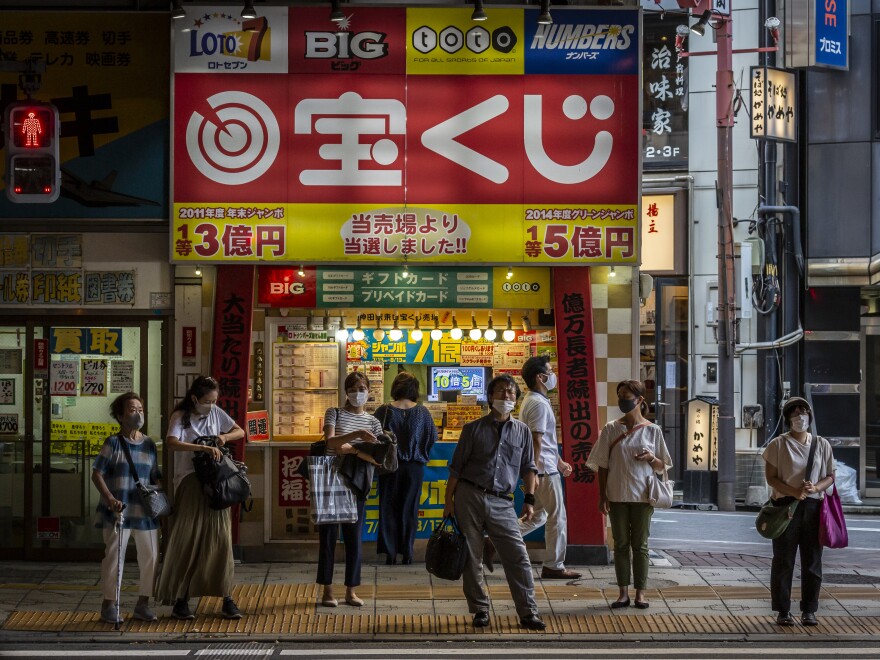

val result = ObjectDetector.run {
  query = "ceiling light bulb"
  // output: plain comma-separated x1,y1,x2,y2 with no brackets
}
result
610,266,617,278
431,327,443,340
298,265,305,277
373,328,385,341
471,0,487,21
352,328,365,341
450,327,463,340
335,316,348,341
411,318,423,341
389,317,403,341
507,267,513,280
402,261,409,278
194,266,202,277
469,327,482,340
484,327,497,341
522,315,532,332
502,328,515,342
538,0,552,25
330,0,345,22
171,1,186,20
241,0,257,20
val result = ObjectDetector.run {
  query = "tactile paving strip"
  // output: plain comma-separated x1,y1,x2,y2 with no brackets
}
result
5,583,880,636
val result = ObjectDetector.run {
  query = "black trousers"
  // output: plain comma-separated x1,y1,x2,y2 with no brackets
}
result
317,496,366,587
377,461,425,561
771,497,823,614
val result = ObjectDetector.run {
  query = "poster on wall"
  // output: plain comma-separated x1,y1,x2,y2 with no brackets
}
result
81,359,108,397
0,413,19,435
171,7,640,265
50,360,78,396
0,378,15,405
110,360,134,393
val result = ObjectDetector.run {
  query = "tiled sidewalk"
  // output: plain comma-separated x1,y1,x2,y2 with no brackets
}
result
1,557,880,640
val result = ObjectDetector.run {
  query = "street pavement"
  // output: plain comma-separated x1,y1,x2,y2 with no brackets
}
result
1,548,879,643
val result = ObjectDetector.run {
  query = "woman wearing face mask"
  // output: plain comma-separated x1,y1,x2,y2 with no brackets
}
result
317,370,382,608
586,379,672,610
92,392,160,624
763,397,834,627
154,375,246,620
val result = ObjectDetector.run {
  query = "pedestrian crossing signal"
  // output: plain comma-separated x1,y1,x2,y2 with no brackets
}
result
4,102,61,203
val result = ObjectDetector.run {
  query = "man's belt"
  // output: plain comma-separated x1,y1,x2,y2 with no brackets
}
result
461,478,513,501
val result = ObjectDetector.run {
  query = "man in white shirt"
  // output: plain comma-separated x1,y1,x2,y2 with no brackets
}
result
517,356,581,579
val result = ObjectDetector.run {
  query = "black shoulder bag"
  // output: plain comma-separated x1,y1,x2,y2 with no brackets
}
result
118,435,171,519
191,436,254,511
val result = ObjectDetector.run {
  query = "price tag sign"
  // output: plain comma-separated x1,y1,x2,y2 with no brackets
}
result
0,413,19,434
81,359,108,397
50,360,78,396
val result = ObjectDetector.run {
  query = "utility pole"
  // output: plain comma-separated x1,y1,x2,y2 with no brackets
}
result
714,11,737,512
678,0,778,511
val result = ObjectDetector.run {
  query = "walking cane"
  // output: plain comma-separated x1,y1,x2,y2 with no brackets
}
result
114,504,126,631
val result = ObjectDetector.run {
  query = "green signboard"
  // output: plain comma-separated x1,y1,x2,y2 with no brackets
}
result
317,267,493,308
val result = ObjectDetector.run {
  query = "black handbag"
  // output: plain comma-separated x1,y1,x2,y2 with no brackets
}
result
425,515,469,581
117,434,171,519
192,436,253,511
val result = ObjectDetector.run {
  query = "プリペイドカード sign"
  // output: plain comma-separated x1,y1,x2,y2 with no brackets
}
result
171,7,640,265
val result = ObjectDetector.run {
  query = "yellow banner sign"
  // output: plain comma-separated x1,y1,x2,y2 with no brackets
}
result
173,203,637,265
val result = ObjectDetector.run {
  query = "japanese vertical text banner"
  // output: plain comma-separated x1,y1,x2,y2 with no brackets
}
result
172,7,640,265
552,267,604,547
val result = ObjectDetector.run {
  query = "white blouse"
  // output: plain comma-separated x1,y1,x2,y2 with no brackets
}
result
762,433,834,500
587,420,672,503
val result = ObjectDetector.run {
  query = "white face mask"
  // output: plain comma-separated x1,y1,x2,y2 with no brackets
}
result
541,373,558,391
347,391,369,407
791,414,810,433
492,399,515,415
195,402,213,416
126,412,144,431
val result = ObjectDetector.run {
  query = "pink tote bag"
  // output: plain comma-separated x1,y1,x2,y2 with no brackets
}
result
819,483,848,549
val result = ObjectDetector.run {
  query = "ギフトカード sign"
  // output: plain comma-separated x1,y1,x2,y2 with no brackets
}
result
172,7,639,265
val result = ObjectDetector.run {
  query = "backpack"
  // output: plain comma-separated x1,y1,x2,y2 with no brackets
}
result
191,436,253,511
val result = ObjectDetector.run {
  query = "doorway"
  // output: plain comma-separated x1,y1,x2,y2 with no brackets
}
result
0,318,167,560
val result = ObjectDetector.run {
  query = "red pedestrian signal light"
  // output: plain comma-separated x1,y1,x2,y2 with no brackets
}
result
4,102,61,203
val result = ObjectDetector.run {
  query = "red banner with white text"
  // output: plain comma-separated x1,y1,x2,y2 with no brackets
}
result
553,266,604,547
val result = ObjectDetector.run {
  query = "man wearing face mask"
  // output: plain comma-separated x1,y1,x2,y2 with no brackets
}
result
763,397,835,627
443,374,545,630
515,356,581,580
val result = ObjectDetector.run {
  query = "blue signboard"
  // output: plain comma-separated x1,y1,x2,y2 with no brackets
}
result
814,0,847,69
524,9,639,75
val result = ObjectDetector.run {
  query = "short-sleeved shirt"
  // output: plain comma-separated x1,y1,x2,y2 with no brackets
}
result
762,433,835,500
323,407,383,454
92,434,161,530
374,404,438,464
168,405,237,490
449,413,537,495
518,391,558,475
586,420,672,504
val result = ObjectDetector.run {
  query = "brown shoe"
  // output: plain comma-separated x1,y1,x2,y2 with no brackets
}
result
482,537,496,573
541,566,582,580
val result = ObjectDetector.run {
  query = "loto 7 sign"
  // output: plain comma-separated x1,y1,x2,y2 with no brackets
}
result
174,73,638,206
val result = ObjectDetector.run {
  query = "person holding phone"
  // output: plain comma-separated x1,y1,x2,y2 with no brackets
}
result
587,379,672,610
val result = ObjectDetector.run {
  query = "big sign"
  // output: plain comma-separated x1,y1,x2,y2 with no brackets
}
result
172,7,640,264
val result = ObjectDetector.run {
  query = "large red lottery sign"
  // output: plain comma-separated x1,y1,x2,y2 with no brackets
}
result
173,7,639,207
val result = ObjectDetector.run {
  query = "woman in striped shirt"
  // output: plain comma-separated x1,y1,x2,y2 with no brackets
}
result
317,371,382,608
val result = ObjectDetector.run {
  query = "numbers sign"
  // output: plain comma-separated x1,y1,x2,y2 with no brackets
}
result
50,360,78,396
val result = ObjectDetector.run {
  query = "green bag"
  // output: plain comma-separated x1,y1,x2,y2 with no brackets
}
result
755,498,800,539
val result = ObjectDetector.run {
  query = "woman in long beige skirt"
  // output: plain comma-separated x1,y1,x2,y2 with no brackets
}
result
154,376,245,619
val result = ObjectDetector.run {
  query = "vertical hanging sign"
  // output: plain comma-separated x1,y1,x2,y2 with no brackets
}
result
211,265,255,460
552,267,604,549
